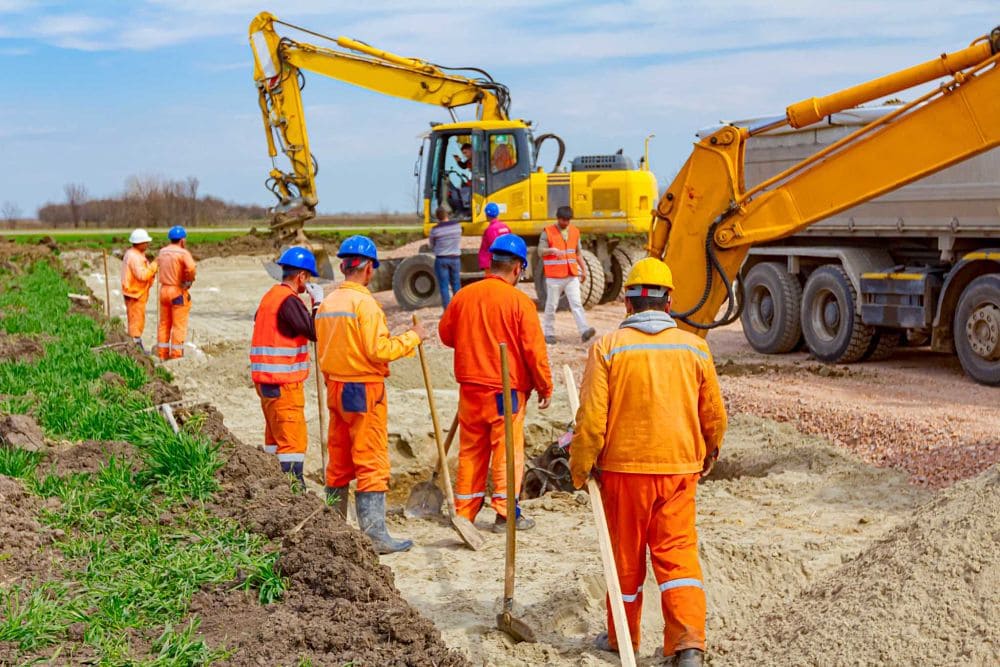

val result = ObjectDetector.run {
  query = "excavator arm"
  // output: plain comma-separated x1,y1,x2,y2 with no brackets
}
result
248,11,510,235
650,27,1000,333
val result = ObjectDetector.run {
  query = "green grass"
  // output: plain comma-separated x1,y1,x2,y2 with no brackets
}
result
0,259,287,663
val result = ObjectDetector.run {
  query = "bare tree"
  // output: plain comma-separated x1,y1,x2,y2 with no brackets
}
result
64,183,88,228
1,201,21,230
186,176,199,226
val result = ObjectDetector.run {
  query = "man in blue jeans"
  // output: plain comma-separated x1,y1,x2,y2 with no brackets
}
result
429,207,463,309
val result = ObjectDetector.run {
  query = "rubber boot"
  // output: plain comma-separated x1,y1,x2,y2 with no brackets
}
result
675,648,704,667
593,632,618,654
491,502,535,533
280,461,305,490
356,491,413,554
325,485,350,520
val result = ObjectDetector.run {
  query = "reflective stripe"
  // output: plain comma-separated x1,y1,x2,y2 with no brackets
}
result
604,343,708,362
658,578,703,592
454,491,486,500
250,344,309,356
316,311,356,319
157,342,172,348
277,452,306,463
622,585,643,603
492,492,507,499
263,445,277,454
250,361,311,373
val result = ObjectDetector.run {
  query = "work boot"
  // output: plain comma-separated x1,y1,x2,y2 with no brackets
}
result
356,491,413,554
674,648,705,666
581,327,597,343
593,632,618,654
280,461,305,491
492,513,536,533
545,335,557,345
325,485,350,519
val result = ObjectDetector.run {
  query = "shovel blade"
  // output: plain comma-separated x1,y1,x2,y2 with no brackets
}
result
496,611,537,643
403,480,445,520
452,515,486,551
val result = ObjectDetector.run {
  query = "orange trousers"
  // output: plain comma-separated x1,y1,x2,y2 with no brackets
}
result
124,292,149,339
600,471,705,656
454,383,525,521
325,379,390,492
157,289,190,359
256,382,307,463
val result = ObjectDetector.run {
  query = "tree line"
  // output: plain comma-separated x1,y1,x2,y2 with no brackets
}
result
32,175,268,228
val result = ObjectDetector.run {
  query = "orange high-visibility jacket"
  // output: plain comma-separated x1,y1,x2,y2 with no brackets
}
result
316,281,419,382
250,284,311,385
438,275,554,397
542,224,580,279
570,325,727,487
121,247,156,299
157,244,196,300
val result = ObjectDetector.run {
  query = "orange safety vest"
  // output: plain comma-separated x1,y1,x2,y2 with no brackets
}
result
542,224,580,279
121,247,155,299
250,284,311,385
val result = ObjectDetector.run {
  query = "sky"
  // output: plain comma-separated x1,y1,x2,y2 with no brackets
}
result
1,0,997,218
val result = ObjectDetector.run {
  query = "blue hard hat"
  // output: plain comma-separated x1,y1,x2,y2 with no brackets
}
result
489,233,528,268
167,225,187,241
484,202,500,219
336,235,380,268
277,246,319,277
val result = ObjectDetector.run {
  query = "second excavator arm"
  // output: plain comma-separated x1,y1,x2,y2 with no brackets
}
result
248,11,511,235
650,27,1000,333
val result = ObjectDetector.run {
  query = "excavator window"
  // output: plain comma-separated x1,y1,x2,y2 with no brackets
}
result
489,134,517,173
425,131,482,222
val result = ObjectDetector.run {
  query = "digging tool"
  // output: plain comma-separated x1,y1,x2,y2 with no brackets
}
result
404,412,457,519
563,364,636,667
102,249,111,318
496,343,536,643
414,315,484,551
312,341,327,483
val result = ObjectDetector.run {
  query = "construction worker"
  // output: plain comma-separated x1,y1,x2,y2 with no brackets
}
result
250,247,325,488
539,205,596,344
428,206,463,310
439,234,553,532
156,226,197,360
316,235,426,553
477,202,510,271
569,258,727,666
121,228,158,352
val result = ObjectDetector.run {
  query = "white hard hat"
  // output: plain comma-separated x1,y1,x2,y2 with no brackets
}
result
129,228,152,244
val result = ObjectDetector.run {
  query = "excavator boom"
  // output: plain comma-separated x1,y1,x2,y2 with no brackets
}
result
651,28,1000,333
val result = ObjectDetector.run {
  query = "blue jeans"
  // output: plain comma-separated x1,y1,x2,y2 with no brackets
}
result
434,256,462,309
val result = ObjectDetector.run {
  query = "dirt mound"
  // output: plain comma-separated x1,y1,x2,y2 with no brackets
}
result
142,377,183,405
0,413,47,452
0,238,54,266
195,441,466,665
0,332,45,363
728,465,1000,666
47,440,138,476
0,476,62,586
195,231,277,259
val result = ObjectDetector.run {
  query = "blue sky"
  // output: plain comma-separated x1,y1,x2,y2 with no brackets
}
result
1,1,997,218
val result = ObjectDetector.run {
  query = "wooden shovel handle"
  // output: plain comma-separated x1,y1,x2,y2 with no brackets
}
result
500,343,516,601
414,316,458,510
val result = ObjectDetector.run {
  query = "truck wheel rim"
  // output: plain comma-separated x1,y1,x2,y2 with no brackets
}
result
966,303,1000,361
749,286,774,331
411,272,434,298
810,288,841,342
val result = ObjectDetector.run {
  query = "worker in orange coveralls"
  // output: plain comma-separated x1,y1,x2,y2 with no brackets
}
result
316,235,426,554
569,258,727,666
156,226,197,359
250,246,325,489
121,228,158,352
438,233,553,533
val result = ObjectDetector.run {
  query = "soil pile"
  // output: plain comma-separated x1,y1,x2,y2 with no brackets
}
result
726,465,1000,666
0,413,47,452
48,440,138,475
0,476,61,586
0,332,45,364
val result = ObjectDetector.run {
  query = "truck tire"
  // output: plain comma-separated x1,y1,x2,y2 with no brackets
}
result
801,265,874,363
862,329,901,361
740,262,802,354
953,273,1000,386
534,249,605,311
599,246,642,304
392,254,440,311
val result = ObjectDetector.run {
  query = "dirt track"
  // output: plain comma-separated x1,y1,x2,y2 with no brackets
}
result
73,251,999,664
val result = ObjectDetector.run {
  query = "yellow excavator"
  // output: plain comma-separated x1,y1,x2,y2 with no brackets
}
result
649,26,1000,385
249,12,657,307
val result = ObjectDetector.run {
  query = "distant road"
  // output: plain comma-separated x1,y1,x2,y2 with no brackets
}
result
3,224,425,236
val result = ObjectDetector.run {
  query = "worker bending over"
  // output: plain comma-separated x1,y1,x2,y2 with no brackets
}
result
539,206,596,344
121,228,158,352
570,258,727,666
156,226,197,360
250,247,324,488
316,235,425,553
439,234,553,532
477,202,510,271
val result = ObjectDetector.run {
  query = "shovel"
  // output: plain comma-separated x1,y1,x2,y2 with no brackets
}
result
496,342,537,643
404,412,458,519
414,316,485,551
563,365,636,667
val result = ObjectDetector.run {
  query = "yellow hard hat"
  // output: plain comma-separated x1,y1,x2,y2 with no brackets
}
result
624,257,674,291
